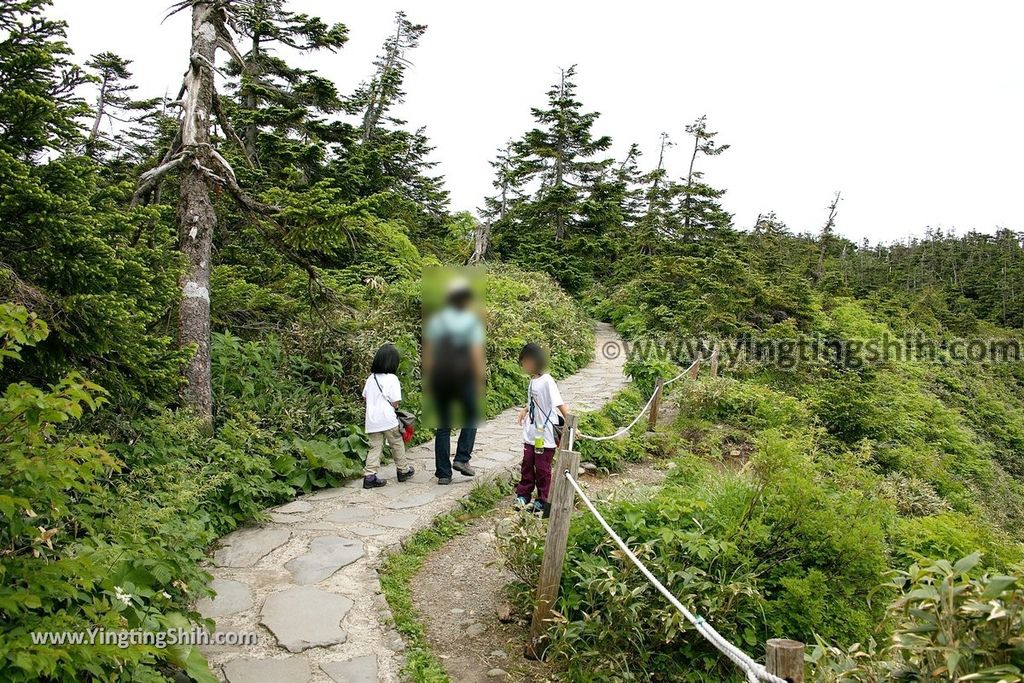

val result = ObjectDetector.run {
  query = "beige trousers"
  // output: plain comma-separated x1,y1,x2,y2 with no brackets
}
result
365,426,410,477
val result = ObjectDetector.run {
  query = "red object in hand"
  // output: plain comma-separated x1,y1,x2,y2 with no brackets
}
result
401,424,415,444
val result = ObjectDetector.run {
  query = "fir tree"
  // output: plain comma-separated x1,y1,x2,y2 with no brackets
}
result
230,0,348,168
678,115,731,235
508,65,612,241
0,0,87,159
352,11,426,144
83,52,164,164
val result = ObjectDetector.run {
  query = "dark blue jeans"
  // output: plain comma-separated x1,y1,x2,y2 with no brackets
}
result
434,383,478,479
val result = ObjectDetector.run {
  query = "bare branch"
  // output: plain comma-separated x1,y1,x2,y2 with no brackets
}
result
131,155,187,207
211,91,254,167
203,149,277,215
217,35,244,65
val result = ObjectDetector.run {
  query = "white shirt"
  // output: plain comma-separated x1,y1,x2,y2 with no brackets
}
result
363,373,402,433
522,373,564,449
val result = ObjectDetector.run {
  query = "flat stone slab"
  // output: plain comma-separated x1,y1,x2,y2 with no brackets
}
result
321,654,378,683
375,512,419,530
223,656,311,683
197,578,253,618
213,528,291,568
285,536,364,584
405,469,434,483
347,524,387,537
304,488,352,502
273,501,313,514
268,513,302,524
260,586,352,653
324,507,373,524
385,490,441,509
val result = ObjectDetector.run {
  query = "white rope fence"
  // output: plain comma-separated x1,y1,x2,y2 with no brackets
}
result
574,356,703,442
562,467,787,683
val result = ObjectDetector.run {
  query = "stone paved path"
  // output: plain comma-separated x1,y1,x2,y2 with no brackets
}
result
200,323,628,683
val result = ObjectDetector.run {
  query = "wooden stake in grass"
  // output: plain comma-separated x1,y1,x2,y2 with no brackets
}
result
526,414,579,660
710,343,720,378
766,638,805,683
647,377,665,431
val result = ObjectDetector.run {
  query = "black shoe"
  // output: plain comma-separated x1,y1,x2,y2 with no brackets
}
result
452,461,476,477
437,477,452,485
397,466,415,483
363,475,386,489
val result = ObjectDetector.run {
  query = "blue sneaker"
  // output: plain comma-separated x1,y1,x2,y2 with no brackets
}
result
513,496,529,510
530,500,544,515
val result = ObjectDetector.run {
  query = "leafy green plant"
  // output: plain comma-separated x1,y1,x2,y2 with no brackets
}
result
810,555,1024,682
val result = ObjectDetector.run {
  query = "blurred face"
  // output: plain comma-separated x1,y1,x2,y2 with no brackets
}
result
520,356,539,376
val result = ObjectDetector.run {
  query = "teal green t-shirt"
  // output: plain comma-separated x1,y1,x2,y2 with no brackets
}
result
425,307,484,346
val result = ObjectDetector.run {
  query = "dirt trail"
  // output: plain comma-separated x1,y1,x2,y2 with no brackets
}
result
410,463,668,682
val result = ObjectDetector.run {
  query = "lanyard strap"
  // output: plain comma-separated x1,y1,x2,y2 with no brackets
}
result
373,374,389,401
529,378,554,429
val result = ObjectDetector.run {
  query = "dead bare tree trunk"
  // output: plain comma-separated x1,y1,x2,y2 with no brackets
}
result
88,74,109,146
177,0,220,426
469,219,490,264
244,31,260,159
816,191,841,282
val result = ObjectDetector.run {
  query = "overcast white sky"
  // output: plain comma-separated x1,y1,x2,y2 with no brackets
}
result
52,0,1024,243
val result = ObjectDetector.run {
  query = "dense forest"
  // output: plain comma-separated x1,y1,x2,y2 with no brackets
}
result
1,1,1022,681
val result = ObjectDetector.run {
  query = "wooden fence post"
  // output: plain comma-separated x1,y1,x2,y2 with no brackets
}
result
526,414,580,659
688,357,702,380
647,378,665,431
710,343,720,378
766,638,805,683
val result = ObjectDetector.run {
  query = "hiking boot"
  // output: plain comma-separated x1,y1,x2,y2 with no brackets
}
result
363,475,387,489
397,466,415,483
452,461,476,477
437,477,452,485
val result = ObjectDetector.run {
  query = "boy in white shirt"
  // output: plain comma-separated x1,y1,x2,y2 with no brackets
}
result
515,343,569,515
363,344,414,488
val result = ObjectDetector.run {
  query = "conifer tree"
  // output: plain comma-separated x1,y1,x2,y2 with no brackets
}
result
336,11,447,216
0,0,87,159
508,65,612,241
678,115,731,234
0,0,179,398
353,11,426,144
481,140,516,222
230,0,347,166
83,52,164,163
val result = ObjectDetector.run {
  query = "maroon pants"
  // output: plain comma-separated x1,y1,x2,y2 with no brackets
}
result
516,443,555,503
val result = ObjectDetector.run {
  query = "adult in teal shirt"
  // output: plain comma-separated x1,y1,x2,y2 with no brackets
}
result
423,279,485,484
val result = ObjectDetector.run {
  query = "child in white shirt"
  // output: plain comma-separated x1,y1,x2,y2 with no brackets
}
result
515,343,569,515
363,344,414,488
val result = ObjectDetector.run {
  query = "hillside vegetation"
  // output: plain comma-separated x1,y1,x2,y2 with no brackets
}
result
1,1,1023,682
483,49,1024,683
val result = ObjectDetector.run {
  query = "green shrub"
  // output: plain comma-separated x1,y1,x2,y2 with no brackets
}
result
0,305,216,682
890,513,1021,573
500,432,890,682
810,555,1024,682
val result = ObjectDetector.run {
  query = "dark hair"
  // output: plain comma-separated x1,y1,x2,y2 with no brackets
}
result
518,342,547,371
446,288,473,309
371,343,400,374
